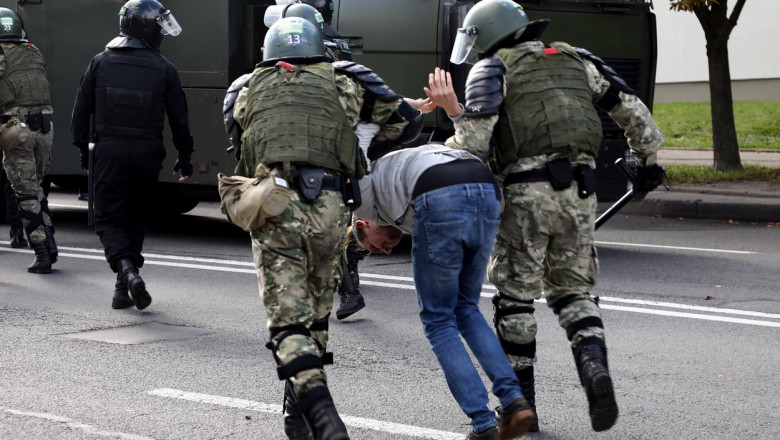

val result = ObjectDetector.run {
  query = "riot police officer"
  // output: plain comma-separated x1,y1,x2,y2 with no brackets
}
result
233,17,421,440
425,0,666,433
0,7,57,273
71,0,194,310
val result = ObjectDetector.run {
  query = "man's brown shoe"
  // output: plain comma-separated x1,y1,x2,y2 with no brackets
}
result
497,398,536,439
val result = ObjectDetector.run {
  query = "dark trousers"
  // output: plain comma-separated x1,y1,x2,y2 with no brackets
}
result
93,142,164,273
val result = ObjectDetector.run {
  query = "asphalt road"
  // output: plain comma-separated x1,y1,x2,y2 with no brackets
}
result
1,190,778,440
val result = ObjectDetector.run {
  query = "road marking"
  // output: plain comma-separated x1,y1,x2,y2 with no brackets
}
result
4,243,777,327
0,406,154,440
148,388,462,440
596,240,756,255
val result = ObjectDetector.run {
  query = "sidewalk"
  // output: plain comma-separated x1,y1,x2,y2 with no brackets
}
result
598,148,780,223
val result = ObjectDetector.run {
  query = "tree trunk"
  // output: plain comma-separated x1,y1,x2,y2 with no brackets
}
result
695,1,743,171
707,39,742,171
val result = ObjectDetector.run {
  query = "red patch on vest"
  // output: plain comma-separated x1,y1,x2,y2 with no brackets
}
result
544,47,558,55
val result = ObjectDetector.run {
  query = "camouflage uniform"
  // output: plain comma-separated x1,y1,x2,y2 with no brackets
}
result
0,41,55,271
446,39,663,431
235,61,407,399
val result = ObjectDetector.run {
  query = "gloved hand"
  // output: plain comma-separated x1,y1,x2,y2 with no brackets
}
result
173,153,193,178
634,164,666,193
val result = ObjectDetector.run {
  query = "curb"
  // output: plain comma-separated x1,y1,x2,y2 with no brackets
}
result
599,190,780,223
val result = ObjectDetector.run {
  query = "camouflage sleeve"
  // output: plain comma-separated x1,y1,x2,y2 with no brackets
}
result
372,97,406,143
607,92,663,166
583,58,663,166
233,86,249,129
335,73,364,127
445,115,499,162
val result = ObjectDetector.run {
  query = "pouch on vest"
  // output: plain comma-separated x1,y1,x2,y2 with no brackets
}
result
296,166,325,203
546,158,573,191
217,164,291,232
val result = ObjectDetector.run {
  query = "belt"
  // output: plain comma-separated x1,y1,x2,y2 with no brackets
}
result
320,175,343,191
412,159,496,199
1,112,52,133
503,164,593,186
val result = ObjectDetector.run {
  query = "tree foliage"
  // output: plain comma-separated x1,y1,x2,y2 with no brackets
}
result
667,0,748,171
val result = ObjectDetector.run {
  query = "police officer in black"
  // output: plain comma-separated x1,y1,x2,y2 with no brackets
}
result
71,0,194,310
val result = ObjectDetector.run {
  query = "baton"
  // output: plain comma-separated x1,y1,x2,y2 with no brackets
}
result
87,116,95,227
594,158,636,230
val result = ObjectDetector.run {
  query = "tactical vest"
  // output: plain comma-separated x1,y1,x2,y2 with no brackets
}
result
0,42,51,112
242,62,364,178
93,49,167,140
492,42,602,171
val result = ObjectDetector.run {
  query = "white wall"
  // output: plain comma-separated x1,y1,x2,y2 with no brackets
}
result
654,0,780,84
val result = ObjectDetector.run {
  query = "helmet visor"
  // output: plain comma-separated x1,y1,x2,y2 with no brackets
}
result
450,26,479,65
157,11,182,36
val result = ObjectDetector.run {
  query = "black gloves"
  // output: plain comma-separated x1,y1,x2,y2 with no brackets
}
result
634,164,666,193
173,153,193,178
79,151,89,170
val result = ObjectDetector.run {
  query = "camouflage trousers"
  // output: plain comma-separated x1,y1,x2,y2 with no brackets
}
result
0,119,53,244
489,181,603,369
251,189,349,397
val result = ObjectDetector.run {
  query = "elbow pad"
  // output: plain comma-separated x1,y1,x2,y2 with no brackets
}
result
334,61,402,121
223,73,251,153
575,47,636,110
464,57,505,118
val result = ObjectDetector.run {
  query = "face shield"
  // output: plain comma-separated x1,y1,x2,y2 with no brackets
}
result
450,25,479,65
156,10,181,36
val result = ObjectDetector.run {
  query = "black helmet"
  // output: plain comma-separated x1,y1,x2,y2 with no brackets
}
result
0,7,25,40
262,17,326,65
118,0,181,50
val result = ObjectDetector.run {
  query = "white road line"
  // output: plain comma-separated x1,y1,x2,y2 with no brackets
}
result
5,244,777,326
148,388,461,440
596,240,757,254
0,406,154,440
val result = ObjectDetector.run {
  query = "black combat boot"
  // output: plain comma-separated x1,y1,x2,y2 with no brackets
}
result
118,258,152,310
335,251,365,320
298,387,349,440
43,225,58,263
112,275,134,309
27,241,52,274
573,338,618,432
516,367,539,432
283,381,313,440
9,225,28,248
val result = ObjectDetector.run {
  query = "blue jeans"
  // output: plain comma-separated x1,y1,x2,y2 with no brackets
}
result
412,183,525,433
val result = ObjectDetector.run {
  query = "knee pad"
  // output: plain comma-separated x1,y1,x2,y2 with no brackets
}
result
267,325,324,381
493,293,537,360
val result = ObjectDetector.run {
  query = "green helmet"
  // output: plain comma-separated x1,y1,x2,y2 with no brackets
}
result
450,0,548,65
262,17,326,65
0,7,25,40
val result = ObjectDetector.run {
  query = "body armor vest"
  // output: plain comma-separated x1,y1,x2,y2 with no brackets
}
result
492,42,602,171
94,49,167,140
0,42,51,112
242,62,364,178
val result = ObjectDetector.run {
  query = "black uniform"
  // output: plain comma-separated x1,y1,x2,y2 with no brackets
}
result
71,38,193,274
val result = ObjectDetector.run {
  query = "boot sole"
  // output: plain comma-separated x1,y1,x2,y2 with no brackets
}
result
499,409,536,440
588,373,618,432
112,298,135,309
27,267,52,274
128,280,152,310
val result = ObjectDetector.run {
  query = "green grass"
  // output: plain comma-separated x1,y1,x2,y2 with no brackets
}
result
653,100,780,150
664,164,780,184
